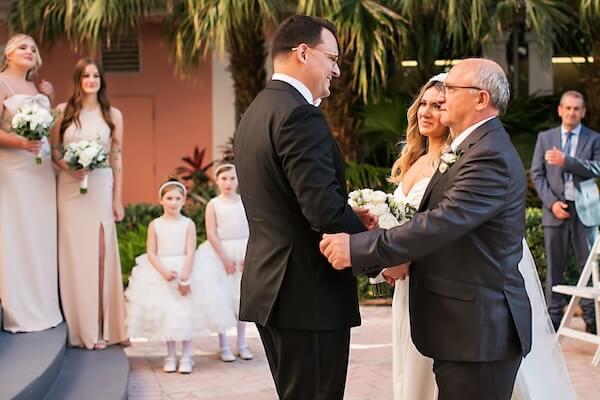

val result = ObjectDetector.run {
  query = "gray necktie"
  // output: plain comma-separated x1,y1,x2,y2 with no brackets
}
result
562,131,574,184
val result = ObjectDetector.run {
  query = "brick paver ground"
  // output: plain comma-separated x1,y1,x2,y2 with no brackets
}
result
126,306,600,400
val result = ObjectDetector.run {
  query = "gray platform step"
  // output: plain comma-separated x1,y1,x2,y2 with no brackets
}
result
43,346,129,400
0,323,67,400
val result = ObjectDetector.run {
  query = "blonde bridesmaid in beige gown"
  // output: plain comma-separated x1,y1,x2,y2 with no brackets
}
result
0,34,63,333
51,57,127,349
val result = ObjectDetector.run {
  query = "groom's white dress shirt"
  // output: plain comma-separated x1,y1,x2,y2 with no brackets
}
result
271,73,321,107
450,115,496,152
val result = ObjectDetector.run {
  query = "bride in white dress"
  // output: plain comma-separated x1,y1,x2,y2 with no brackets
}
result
380,74,577,400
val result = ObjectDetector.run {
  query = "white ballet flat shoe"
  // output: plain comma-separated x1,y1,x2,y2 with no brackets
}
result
178,358,193,374
220,348,236,362
238,346,254,360
163,357,177,373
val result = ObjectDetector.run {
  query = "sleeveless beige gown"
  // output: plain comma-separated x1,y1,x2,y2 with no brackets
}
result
0,86,63,333
58,107,126,348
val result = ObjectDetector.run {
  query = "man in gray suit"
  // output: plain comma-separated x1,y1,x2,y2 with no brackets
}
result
531,90,600,334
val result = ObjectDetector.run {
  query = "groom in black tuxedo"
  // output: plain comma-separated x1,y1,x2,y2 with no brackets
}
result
321,59,532,400
234,15,374,400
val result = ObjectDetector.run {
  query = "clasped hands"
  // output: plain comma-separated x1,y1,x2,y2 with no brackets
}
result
319,207,409,283
318,207,377,269
319,233,409,282
160,268,191,296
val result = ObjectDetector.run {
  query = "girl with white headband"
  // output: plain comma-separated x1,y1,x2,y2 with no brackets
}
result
195,163,253,362
126,179,236,374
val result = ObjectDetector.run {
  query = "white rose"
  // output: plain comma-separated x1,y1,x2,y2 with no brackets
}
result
371,190,388,204
440,152,458,164
348,199,359,208
378,213,400,229
439,163,449,174
368,202,390,217
78,145,98,167
12,114,23,127
349,190,361,201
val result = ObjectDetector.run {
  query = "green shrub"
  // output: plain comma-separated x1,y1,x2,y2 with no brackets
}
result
345,161,392,192
357,275,393,300
525,207,547,285
117,224,148,287
525,207,578,290
185,203,207,242
120,203,163,231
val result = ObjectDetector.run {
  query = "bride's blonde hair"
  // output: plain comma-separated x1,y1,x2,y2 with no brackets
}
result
388,80,451,184
0,34,43,81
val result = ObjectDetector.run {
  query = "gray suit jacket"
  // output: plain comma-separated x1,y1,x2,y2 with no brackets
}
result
531,125,600,227
350,117,532,362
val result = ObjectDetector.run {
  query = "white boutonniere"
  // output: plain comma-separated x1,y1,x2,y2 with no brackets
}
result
439,149,462,174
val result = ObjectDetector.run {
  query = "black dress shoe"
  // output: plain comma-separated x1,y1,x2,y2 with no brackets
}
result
585,322,597,334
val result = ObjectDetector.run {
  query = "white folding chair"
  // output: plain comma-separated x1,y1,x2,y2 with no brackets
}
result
553,234,600,366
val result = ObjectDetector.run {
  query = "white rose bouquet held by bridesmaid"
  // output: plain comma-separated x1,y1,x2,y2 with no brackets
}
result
62,140,108,193
11,100,55,164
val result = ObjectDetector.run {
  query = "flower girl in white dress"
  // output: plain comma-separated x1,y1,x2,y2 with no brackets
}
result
126,179,236,374
195,163,253,362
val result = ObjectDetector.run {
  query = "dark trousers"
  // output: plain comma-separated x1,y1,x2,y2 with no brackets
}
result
433,349,522,400
544,202,596,326
256,319,351,400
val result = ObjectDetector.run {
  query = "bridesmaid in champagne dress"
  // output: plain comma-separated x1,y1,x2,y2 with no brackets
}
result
0,34,62,333
51,58,126,349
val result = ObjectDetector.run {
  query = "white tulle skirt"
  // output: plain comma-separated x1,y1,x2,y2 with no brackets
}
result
125,253,237,341
194,238,247,319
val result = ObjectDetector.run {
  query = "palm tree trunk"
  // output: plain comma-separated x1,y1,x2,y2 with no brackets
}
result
228,5,267,125
321,55,361,161
584,39,600,131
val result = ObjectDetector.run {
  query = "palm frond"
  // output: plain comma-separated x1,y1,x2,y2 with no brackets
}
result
299,0,409,102
7,0,163,49
580,0,600,39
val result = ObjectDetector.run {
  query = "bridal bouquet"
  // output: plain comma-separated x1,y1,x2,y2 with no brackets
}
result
348,188,416,229
62,141,108,194
11,102,55,164
348,188,417,289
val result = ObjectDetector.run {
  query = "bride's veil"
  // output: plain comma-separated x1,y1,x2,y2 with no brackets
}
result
512,239,578,400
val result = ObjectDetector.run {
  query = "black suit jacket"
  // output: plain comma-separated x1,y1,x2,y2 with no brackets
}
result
351,118,532,362
234,80,366,330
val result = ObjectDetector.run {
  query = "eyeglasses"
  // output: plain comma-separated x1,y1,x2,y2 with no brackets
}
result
442,83,483,94
291,46,339,67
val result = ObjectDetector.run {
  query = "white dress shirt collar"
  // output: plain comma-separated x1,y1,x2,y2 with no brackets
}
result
560,124,582,136
450,116,496,152
272,73,320,106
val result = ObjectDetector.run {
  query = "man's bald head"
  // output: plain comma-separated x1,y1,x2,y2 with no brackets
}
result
448,58,510,114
